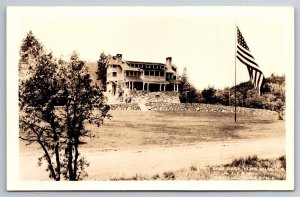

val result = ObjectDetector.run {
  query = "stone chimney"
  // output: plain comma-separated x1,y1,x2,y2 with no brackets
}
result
116,54,122,60
166,57,172,67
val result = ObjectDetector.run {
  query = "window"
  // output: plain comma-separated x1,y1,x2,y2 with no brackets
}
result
155,71,159,76
145,70,149,76
113,72,117,77
173,76,176,80
153,65,158,69
150,71,154,76
112,65,117,68
160,71,164,76
146,65,151,69
160,65,164,69
167,73,172,79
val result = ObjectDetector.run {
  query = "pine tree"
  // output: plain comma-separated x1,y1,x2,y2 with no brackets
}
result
19,31,44,80
96,52,108,91
178,67,199,103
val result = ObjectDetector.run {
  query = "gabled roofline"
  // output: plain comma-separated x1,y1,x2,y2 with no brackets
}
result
126,60,165,65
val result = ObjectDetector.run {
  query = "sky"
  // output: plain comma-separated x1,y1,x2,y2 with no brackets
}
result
9,7,293,89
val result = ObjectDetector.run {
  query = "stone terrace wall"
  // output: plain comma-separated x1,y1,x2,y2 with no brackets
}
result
109,102,276,116
129,90,180,103
109,103,141,110
144,103,276,115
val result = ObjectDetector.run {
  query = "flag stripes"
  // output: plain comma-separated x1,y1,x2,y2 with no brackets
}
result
236,27,265,95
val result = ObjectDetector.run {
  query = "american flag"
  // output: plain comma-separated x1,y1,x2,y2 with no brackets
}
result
236,26,265,95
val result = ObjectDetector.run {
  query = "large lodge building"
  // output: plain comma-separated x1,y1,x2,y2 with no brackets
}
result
106,54,179,95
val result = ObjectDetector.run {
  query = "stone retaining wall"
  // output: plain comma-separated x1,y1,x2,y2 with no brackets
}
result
109,102,276,115
144,102,276,115
130,90,180,104
109,103,141,110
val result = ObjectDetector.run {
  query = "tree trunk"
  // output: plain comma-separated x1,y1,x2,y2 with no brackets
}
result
50,117,61,181
54,140,60,181
38,140,56,180
67,140,74,180
73,140,79,181
31,125,57,180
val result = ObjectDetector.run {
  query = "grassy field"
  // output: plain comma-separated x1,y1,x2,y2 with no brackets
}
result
19,109,285,180
84,110,284,150
110,155,286,180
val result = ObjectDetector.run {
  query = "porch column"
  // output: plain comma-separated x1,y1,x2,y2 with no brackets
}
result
163,84,166,91
159,84,162,91
176,84,178,92
143,82,145,90
147,83,150,91
173,84,175,92
129,81,131,90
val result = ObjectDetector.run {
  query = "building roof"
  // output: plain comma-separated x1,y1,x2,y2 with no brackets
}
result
108,58,122,65
108,56,177,74
126,60,164,65
120,63,140,71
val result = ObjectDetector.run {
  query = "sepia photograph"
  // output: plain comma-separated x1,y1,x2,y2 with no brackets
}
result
6,6,294,190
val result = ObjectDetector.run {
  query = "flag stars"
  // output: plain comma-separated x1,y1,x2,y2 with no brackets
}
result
237,29,250,50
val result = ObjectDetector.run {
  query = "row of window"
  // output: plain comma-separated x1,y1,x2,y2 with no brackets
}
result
125,71,139,77
111,64,165,70
110,71,176,79
144,70,164,77
129,63,165,70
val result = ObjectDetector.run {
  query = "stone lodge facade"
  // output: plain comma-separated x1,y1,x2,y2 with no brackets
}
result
106,54,179,95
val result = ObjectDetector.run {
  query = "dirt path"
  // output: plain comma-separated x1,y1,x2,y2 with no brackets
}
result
20,136,285,180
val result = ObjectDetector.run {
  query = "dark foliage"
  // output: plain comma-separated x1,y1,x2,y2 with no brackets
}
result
96,52,108,91
201,86,217,104
19,32,110,181
178,67,200,103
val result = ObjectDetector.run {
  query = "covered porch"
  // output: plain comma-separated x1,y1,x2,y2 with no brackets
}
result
126,81,178,92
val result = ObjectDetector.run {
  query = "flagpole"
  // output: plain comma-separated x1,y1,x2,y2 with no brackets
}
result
234,22,237,122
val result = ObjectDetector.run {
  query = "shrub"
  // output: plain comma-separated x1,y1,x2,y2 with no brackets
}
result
163,171,176,180
190,166,197,171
